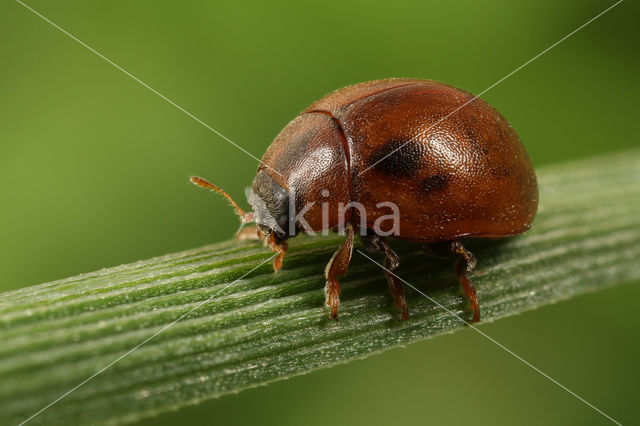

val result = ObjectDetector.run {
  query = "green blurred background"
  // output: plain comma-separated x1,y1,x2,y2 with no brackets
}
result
1,0,638,424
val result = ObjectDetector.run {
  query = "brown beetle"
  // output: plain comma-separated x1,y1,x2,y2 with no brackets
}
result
192,78,538,321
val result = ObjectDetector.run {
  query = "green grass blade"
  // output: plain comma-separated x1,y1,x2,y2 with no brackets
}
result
1,150,639,425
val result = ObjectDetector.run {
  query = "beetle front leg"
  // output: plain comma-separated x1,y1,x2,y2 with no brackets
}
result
324,224,354,319
264,232,288,272
361,233,409,320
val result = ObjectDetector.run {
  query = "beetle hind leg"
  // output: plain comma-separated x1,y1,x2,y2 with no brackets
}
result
361,233,409,320
450,241,479,322
324,224,355,319
425,241,480,322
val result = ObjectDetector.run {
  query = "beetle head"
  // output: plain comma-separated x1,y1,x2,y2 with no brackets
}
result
246,169,292,243
189,172,295,247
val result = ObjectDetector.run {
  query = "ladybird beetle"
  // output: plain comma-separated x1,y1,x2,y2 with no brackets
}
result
192,78,538,321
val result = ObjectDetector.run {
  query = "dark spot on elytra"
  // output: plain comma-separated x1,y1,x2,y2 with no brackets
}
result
465,128,489,155
465,128,479,143
421,173,450,193
367,140,424,178
490,164,511,178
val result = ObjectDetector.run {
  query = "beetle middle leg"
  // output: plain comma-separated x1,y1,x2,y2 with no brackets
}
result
424,240,480,322
324,224,355,319
361,232,409,320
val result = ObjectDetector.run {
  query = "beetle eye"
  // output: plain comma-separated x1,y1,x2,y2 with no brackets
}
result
277,214,288,230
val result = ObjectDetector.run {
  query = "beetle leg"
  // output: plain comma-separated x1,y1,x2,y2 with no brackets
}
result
264,232,288,272
324,224,355,319
422,240,480,322
449,241,480,322
361,233,409,320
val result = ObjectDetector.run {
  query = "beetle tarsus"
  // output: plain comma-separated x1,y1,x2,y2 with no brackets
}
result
264,233,288,272
449,241,480,322
324,224,355,319
273,244,288,272
361,233,409,320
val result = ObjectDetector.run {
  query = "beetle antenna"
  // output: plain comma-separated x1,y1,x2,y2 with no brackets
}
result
190,176,254,223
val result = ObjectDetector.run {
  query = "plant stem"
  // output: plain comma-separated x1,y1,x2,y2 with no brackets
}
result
1,150,639,426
